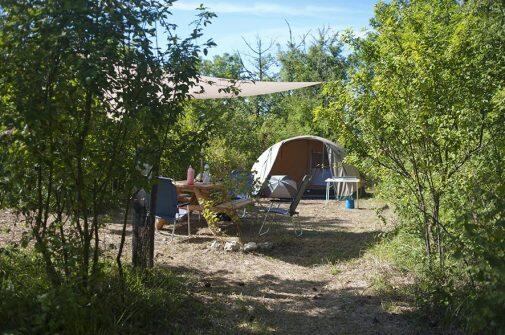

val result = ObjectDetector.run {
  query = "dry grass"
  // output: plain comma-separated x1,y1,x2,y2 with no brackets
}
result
103,198,436,334
1,199,439,334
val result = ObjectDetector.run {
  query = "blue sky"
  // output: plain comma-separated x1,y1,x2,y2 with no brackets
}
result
168,0,377,58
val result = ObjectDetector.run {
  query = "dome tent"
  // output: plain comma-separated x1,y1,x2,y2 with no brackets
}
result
251,135,361,198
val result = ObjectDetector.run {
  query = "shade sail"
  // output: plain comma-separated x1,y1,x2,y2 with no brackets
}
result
188,76,321,99
103,72,322,118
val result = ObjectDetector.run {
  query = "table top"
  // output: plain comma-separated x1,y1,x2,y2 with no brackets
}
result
173,180,222,190
325,177,361,183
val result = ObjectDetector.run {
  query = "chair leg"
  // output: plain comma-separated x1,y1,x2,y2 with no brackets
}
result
258,203,273,236
292,215,303,237
171,219,176,241
258,214,270,236
187,206,191,236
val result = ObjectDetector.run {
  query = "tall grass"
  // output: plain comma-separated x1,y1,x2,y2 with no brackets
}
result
0,247,210,334
368,227,505,334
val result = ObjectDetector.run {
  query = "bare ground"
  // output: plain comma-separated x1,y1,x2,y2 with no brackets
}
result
105,198,437,334
1,199,440,334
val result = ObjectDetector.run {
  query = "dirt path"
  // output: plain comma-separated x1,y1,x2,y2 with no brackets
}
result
119,199,436,334
1,199,436,334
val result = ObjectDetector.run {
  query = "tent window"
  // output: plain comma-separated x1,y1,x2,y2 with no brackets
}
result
311,150,329,169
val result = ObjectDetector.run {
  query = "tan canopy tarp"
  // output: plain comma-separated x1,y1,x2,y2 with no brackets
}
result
104,72,321,116
188,76,321,99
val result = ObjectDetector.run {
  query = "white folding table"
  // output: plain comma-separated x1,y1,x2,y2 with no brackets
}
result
325,177,361,208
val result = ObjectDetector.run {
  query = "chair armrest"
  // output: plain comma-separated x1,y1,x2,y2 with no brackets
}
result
177,202,191,207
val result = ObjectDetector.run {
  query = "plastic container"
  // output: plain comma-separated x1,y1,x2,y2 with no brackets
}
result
202,163,211,183
345,198,355,209
186,165,195,185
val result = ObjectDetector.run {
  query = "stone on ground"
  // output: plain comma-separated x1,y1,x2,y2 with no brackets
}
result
257,241,274,250
243,241,257,252
224,241,240,252
209,240,221,251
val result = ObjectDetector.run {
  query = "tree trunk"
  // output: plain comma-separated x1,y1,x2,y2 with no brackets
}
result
433,195,444,267
132,185,156,269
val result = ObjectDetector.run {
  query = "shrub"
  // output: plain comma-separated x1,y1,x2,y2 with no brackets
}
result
0,247,209,334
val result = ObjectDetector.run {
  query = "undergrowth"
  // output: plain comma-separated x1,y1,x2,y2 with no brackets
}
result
0,247,211,334
368,227,505,334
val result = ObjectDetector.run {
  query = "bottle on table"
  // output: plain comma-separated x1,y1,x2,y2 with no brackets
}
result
187,165,195,185
202,164,211,183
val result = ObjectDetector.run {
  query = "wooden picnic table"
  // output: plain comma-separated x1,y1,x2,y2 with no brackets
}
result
173,180,223,211
173,180,254,214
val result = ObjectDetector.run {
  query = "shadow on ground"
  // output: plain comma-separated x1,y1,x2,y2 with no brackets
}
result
161,264,434,335
222,211,383,267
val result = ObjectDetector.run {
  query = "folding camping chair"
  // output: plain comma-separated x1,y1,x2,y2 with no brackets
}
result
155,177,191,240
229,171,255,218
258,174,312,237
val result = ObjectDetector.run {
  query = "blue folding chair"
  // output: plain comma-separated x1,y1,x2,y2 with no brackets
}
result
155,177,191,240
229,171,255,218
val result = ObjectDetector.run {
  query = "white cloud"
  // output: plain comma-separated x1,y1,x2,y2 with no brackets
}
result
172,1,364,18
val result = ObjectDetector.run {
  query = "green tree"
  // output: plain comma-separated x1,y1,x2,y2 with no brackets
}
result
274,27,348,140
200,52,247,79
0,0,214,285
316,0,504,330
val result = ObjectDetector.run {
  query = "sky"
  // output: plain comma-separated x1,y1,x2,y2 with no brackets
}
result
168,0,377,59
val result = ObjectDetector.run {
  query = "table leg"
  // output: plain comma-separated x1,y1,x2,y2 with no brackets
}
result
356,182,359,209
325,182,329,204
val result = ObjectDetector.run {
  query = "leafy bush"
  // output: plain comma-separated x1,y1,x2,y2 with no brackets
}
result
319,0,505,332
372,225,505,334
0,247,209,334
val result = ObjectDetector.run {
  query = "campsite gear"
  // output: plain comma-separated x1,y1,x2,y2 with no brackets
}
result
186,165,195,185
259,175,312,237
325,177,361,208
345,198,355,209
154,177,191,240
251,135,361,198
202,163,211,183
267,175,297,199
173,180,253,232
229,171,255,218
229,171,254,199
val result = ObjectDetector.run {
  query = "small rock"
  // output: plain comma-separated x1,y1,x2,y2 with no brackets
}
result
224,241,240,252
243,242,257,252
209,240,221,251
257,241,274,250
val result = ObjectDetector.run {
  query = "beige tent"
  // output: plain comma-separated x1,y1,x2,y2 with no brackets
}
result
251,135,361,197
